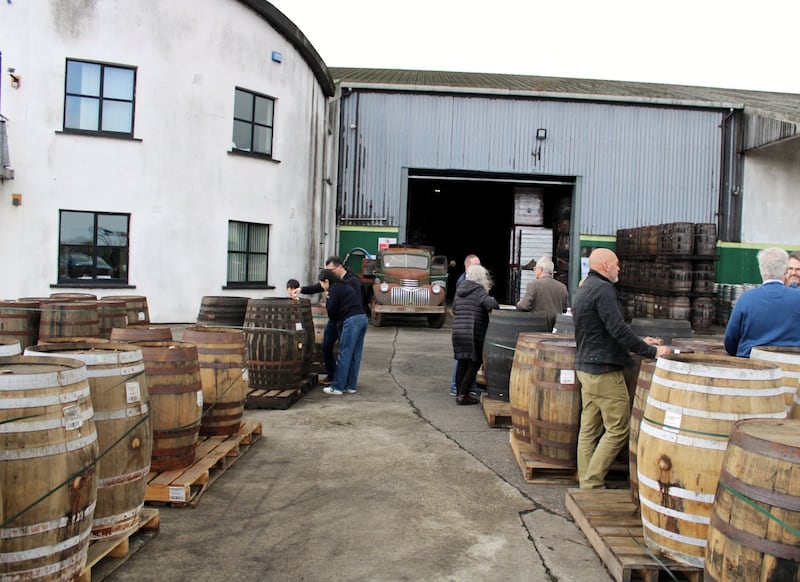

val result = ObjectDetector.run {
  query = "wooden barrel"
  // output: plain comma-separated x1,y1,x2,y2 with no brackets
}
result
243,299,308,390
483,310,550,402
694,223,717,256
750,346,800,418
670,335,725,353
690,296,715,331
659,222,695,255
196,296,250,327
667,261,693,293
552,313,574,335
705,419,800,581
24,343,152,540
692,261,716,294
182,326,248,436
0,338,21,356
110,324,173,343
38,300,101,342
297,298,315,374
137,341,203,472
0,299,41,349
49,292,98,301
630,317,692,346
637,353,786,568
628,358,656,507
97,299,129,338
0,356,98,580
527,338,581,467
103,295,150,325
508,332,553,444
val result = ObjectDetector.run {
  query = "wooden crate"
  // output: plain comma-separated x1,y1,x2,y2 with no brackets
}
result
245,373,317,410
480,393,511,428
78,508,160,582
145,419,262,507
565,489,702,582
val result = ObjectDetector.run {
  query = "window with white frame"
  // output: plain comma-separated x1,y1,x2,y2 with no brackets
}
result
58,210,130,283
227,221,270,286
232,88,274,156
64,59,136,136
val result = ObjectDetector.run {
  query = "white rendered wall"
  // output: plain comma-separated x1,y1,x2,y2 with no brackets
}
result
0,0,333,321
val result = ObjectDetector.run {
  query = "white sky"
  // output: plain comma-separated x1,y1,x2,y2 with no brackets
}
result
269,0,799,94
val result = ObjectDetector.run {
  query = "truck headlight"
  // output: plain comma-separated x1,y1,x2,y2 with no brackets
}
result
380,282,389,293
432,284,442,294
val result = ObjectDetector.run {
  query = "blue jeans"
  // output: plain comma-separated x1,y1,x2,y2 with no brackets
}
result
332,313,368,391
451,360,481,391
322,319,340,377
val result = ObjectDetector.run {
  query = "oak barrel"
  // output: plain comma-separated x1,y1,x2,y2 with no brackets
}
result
103,295,150,325
110,324,173,343
750,346,800,418
38,300,101,342
0,299,40,349
628,358,656,507
196,295,250,327
508,332,553,444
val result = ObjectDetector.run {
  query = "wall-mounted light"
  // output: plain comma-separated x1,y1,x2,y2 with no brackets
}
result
7,68,20,89
532,128,547,161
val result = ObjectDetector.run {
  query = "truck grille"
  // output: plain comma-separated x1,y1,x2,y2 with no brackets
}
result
390,285,430,306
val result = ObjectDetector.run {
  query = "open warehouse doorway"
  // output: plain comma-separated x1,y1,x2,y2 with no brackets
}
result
404,170,575,305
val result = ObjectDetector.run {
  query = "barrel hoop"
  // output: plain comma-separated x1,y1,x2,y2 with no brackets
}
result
143,364,200,375
38,349,143,366
533,379,580,391
198,361,246,370
194,346,245,355
0,384,91,409
0,524,93,564
652,375,784,397
0,550,85,579
0,404,94,433
0,367,86,390
638,492,711,526
530,418,578,432
153,423,201,439
204,401,243,412
0,500,96,540
645,395,788,422
658,358,781,381
0,430,97,461
637,471,715,504
152,442,198,456
93,403,149,422
85,363,145,378
92,504,144,528
728,427,800,463
246,360,303,368
641,519,708,558
531,437,576,451
98,466,151,489
639,417,729,450
148,383,202,395
750,348,800,366
709,507,800,561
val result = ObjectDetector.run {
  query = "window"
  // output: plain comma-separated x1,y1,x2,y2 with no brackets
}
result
228,221,270,286
64,59,136,136
59,210,130,283
232,88,274,156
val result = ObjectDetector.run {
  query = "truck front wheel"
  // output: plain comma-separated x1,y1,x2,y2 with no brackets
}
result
428,314,446,329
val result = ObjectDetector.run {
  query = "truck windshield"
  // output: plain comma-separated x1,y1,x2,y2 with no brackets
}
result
382,254,429,269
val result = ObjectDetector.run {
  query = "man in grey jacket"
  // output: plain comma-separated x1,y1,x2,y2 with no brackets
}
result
516,256,569,330
572,248,670,489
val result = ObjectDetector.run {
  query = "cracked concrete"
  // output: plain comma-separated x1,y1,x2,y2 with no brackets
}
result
107,320,613,582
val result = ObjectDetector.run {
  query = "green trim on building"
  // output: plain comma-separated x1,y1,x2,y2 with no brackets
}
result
337,226,400,274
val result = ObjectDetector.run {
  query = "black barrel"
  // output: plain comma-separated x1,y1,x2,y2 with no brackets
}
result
483,310,551,401
197,295,250,327
630,317,692,346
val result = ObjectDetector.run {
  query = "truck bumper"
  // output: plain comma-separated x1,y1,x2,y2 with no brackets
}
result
372,305,446,315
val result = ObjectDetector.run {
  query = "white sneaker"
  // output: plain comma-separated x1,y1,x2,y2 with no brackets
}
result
323,386,343,395
344,388,357,394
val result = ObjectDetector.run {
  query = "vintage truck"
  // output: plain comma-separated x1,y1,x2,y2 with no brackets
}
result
368,245,448,328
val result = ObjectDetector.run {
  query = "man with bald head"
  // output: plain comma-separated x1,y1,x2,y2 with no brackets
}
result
572,248,670,489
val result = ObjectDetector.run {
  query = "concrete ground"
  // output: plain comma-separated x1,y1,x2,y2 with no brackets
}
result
108,319,614,582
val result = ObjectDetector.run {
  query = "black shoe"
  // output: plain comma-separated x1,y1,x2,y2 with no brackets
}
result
456,394,479,405
320,376,334,385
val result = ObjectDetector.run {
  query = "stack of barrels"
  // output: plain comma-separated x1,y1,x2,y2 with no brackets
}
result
616,222,718,330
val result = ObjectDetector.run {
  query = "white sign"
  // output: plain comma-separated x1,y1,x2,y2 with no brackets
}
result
378,237,396,250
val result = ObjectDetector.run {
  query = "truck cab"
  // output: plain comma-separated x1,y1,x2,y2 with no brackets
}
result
369,245,448,328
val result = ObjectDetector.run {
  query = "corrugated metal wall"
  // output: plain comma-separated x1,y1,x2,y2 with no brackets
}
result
338,91,724,236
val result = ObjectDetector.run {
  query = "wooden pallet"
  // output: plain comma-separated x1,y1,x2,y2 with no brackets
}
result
509,433,628,485
480,393,511,428
565,489,702,582
145,419,262,507
245,373,318,410
78,508,160,582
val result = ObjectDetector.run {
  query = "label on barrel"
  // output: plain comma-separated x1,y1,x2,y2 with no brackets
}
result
663,410,682,432
560,369,575,384
126,381,142,403
242,368,249,382
295,322,303,331
137,311,146,321
197,390,203,407
62,404,84,430
169,487,186,503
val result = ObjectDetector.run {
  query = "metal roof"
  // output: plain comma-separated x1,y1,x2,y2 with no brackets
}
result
330,67,800,125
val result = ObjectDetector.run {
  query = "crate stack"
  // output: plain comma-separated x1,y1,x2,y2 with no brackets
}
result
616,222,718,330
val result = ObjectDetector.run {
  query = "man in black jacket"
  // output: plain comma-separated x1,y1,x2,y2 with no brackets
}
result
572,248,670,489
291,256,364,384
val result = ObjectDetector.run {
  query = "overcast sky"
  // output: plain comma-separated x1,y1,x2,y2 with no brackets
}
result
270,0,798,94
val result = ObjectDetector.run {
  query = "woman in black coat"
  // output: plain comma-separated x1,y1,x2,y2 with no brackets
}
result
451,265,499,405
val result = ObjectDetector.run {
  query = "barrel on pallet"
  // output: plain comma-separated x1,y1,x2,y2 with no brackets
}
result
137,341,203,472
690,296,715,331
705,419,800,581
103,295,150,325
527,338,581,467
694,223,717,256
0,338,21,356
97,299,129,338
749,346,800,418
196,296,250,327
38,300,101,342
628,358,656,507
637,353,786,568
110,324,174,343
243,298,308,390
0,299,41,349
0,356,98,580
182,326,248,436
659,222,695,255
508,332,553,444
25,342,152,540
483,309,551,402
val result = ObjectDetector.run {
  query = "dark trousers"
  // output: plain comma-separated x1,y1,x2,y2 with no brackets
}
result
321,319,340,377
455,359,480,396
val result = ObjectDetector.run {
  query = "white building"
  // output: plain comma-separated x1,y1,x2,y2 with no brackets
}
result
0,0,336,322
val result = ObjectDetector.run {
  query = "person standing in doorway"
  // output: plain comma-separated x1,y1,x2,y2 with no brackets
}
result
451,265,499,405
450,254,481,396
516,256,569,330
572,248,670,489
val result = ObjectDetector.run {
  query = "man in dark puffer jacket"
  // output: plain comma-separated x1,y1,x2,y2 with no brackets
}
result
452,265,499,405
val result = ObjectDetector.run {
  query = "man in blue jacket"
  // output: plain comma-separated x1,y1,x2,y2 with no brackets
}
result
573,248,670,489
725,247,800,357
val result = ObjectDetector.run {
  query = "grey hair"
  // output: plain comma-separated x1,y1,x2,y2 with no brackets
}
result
757,247,789,281
466,264,493,292
535,256,555,275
